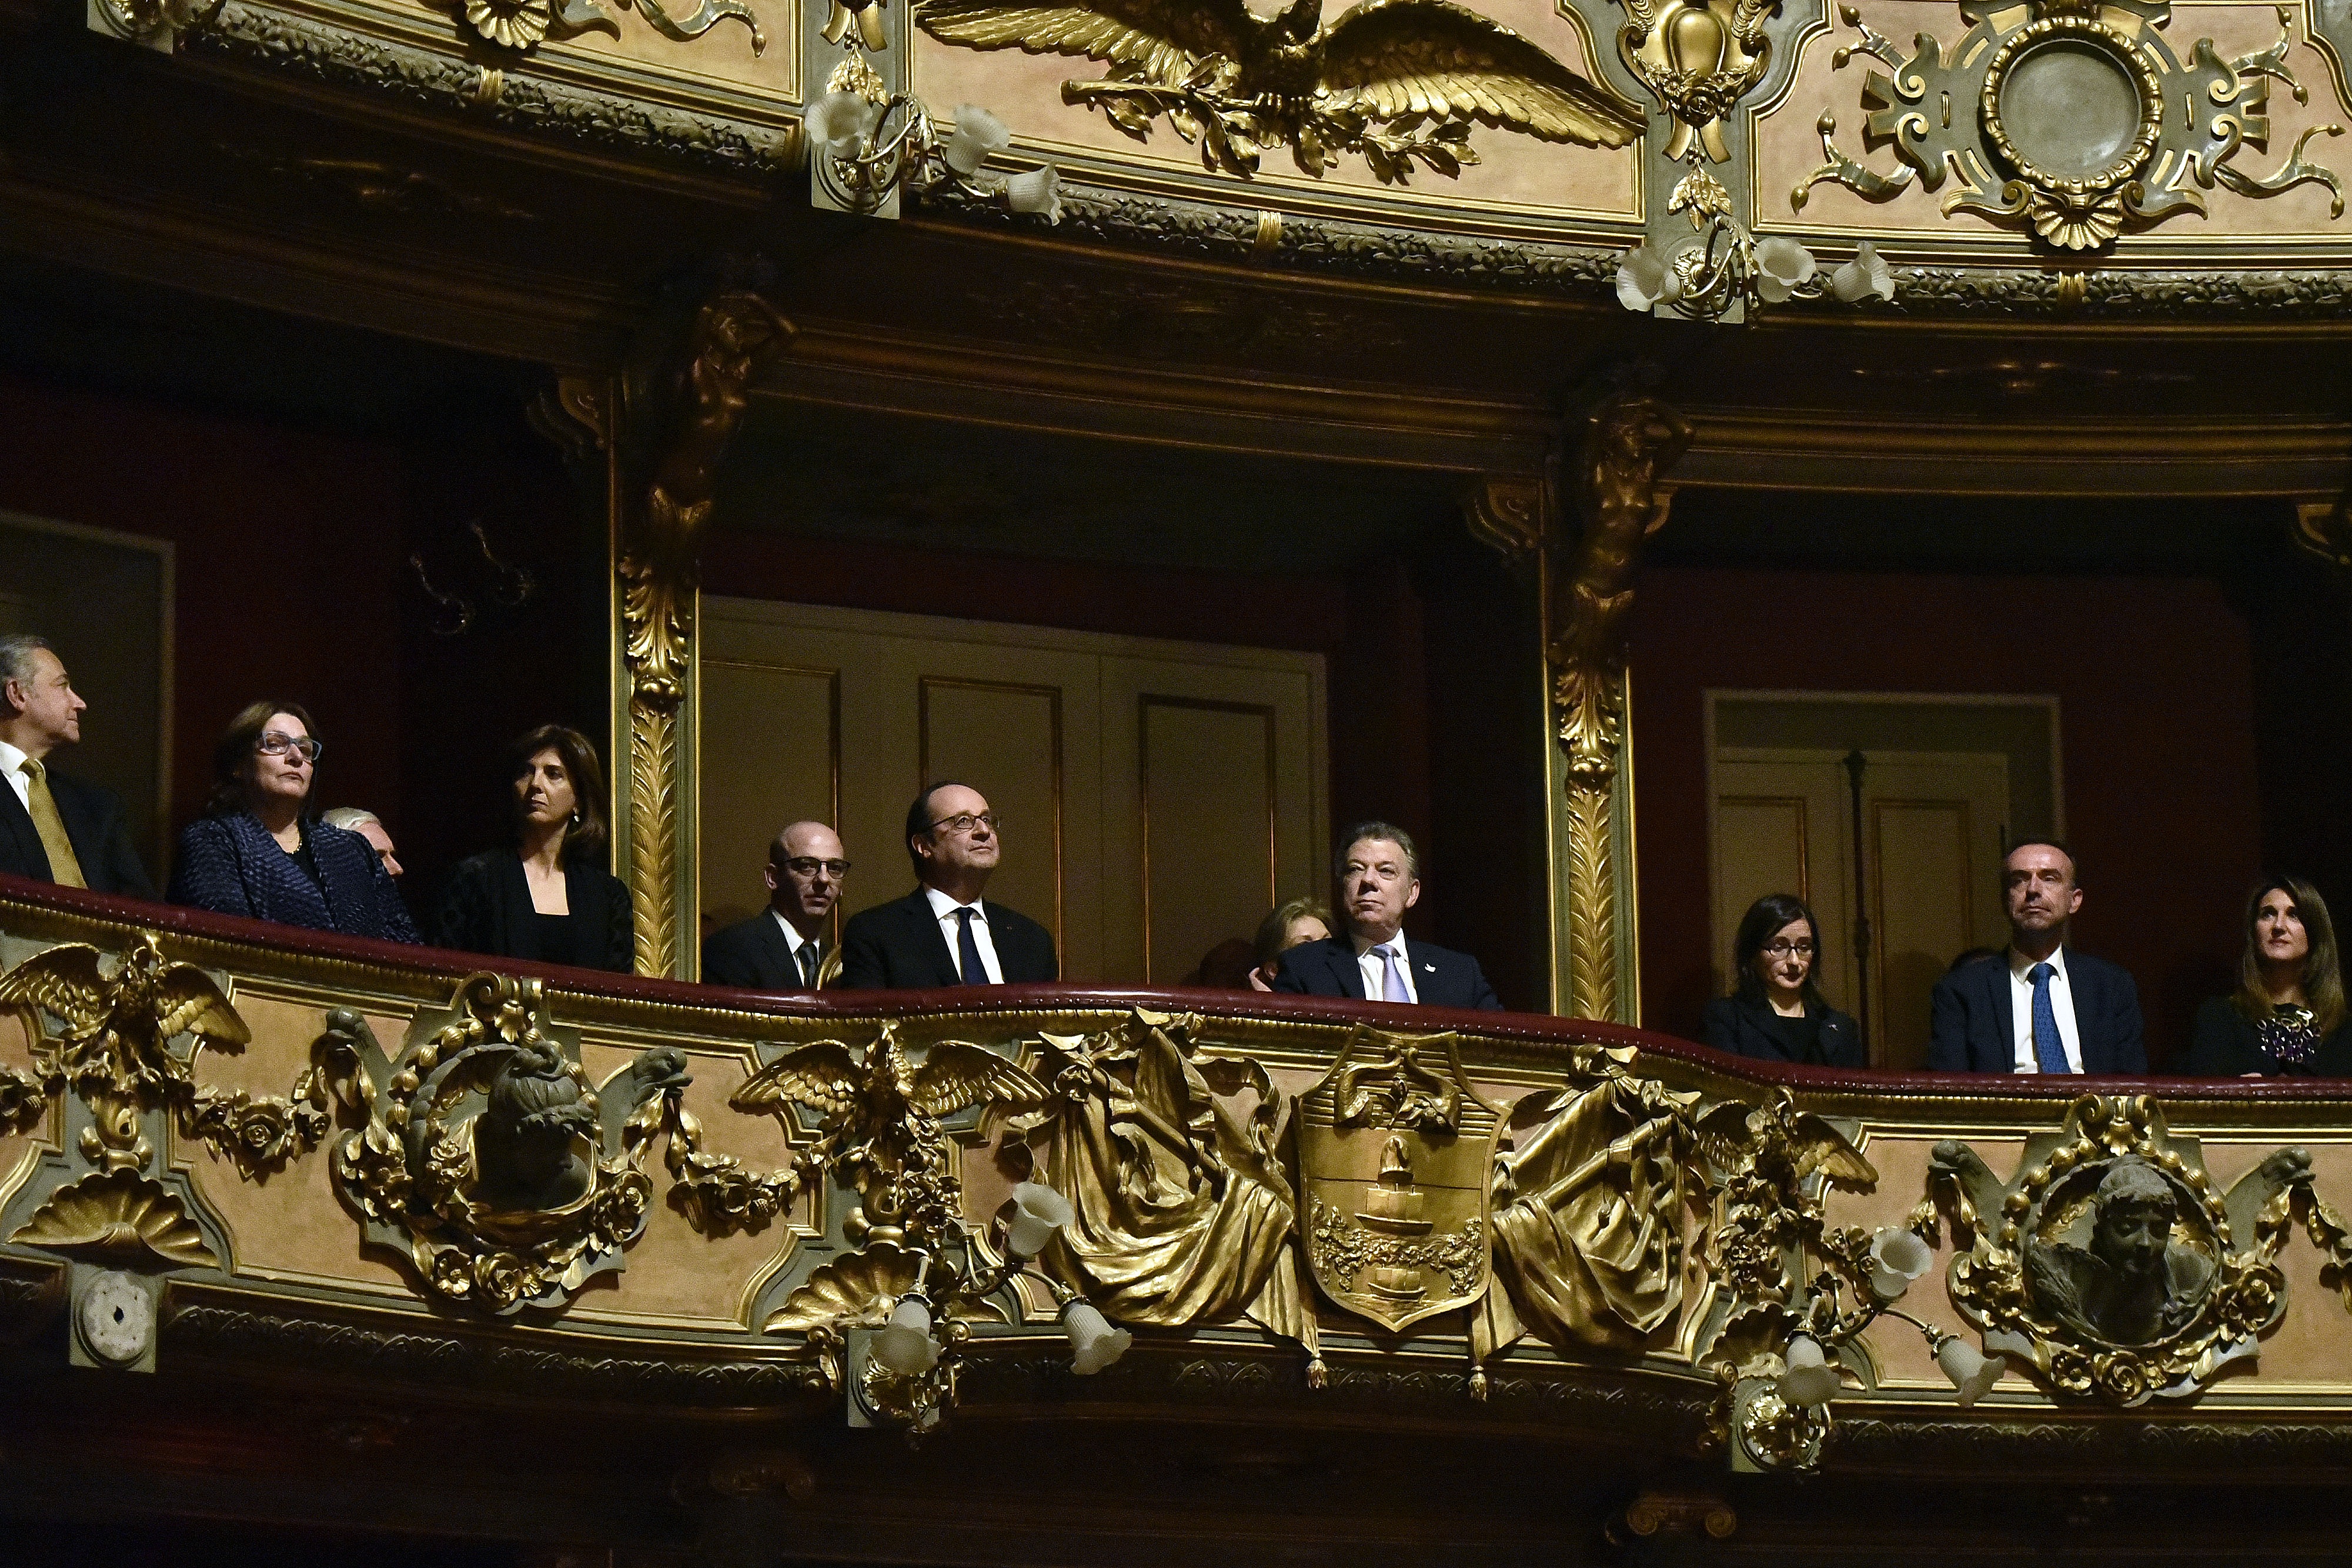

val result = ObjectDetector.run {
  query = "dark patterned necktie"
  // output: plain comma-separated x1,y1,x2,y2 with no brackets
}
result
2029,962,2070,1074
797,941,817,988
955,906,989,985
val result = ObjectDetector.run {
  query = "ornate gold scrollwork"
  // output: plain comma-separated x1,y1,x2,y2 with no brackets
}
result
1553,394,1691,1021
1615,0,1777,163
1806,0,2342,250
626,1083,808,1238
433,0,761,58
0,934,351,1181
329,975,684,1315
611,290,795,978
1006,1011,1319,1367
744,1024,1047,1415
1926,1095,2327,1405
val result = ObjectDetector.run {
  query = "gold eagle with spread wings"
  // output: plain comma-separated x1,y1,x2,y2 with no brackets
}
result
0,937,249,1104
730,1022,1047,1183
913,0,1643,182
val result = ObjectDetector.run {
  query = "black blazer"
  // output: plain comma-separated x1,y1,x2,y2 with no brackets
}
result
2185,995,2352,1076
1702,995,1866,1068
704,911,826,989
1271,934,1502,1011
1926,948,2147,1074
168,811,417,942
838,888,1057,988
0,764,153,897
433,850,633,973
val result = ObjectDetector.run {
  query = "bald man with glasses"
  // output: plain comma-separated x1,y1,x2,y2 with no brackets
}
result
838,781,1058,989
703,821,850,989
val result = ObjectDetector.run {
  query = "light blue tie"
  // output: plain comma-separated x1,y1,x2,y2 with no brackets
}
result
2029,961,2070,1074
1379,944,1411,1003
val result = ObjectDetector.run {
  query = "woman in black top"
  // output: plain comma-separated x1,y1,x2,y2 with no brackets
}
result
1701,892,1866,1068
2187,875,2351,1076
433,724,633,972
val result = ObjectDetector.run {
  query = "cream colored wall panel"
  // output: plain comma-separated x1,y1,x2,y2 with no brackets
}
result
1869,800,1975,1068
698,660,839,931
1138,699,1277,984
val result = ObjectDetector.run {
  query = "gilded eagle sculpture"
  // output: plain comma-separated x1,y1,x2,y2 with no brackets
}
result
913,0,1645,182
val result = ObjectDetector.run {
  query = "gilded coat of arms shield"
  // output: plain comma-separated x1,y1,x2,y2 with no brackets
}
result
1298,1028,1499,1332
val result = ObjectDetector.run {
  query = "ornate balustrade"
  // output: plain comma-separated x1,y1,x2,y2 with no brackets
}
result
5,872,2352,1557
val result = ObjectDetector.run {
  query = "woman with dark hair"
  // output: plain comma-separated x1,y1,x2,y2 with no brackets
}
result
433,725,633,972
2187,877,2352,1076
1701,892,1865,1068
167,700,418,941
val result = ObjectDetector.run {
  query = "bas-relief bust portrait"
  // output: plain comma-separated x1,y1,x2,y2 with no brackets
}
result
2023,1156,2215,1346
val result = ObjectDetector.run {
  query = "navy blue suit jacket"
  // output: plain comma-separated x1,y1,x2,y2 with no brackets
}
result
838,888,1057,989
167,811,419,943
1926,948,2146,1074
1271,934,1502,1011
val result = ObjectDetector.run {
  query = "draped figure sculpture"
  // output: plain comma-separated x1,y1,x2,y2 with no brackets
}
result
1015,1012,1319,1362
1479,1044,1699,1357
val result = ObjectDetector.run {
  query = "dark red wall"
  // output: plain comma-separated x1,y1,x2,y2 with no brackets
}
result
0,372,408,850
1631,566,2264,1066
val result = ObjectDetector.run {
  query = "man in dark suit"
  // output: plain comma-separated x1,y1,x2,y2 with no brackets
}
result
1927,840,2145,1074
1272,821,1501,1011
703,821,848,989
839,783,1057,988
0,634,152,898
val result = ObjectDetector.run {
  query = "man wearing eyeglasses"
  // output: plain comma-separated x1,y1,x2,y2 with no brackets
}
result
703,821,850,989
839,782,1058,989
0,634,153,898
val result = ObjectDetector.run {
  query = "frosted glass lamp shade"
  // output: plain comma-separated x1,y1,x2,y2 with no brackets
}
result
1937,1337,2005,1407
1866,1226,1935,1301
1753,236,1817,303
1007,1181,1075,1257
1061,1300,1132,1375
944,106,1013,174
806,92,880,153
1776,1334,1840,1407
1004,165,1063,222
874,1294,939,1375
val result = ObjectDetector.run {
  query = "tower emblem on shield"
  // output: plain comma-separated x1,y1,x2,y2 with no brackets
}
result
1298,1028,1498,1332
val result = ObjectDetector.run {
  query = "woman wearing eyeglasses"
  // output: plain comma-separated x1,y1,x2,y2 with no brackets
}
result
2187,876,2352,1076
432,724,633,973
166,700,419,941
1700,892,1865,1068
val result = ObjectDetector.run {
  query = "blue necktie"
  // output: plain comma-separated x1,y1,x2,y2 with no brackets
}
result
954,906,989,985
2029,961,2070,1074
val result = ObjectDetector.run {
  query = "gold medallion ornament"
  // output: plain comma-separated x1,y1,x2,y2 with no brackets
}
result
1925,1096,2342,1405
1615,0,1775,162
1799,0,2344,250
1298,1028,1498,1332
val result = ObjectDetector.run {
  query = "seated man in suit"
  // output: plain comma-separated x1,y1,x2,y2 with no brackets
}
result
1927,840,2146,1074
703,821,848,989
839,783,1057,988
0,634,152,897
1272,822,1501,1011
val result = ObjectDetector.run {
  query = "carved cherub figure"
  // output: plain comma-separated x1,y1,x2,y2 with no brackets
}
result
2025,1157,2214,1346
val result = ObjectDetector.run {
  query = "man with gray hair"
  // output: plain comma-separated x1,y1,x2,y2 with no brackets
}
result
321,807,404,881
1271,821,1500,1010
0,633,152,897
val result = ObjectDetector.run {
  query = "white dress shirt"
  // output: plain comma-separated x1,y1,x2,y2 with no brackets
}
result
0,739,32,811
2009,945,2083,1074
768,909,824,985
1353,931,1419,1004
924,885,1004,983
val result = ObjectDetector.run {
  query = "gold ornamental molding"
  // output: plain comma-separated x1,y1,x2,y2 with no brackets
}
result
17,903,2352,1474
550,289,794,979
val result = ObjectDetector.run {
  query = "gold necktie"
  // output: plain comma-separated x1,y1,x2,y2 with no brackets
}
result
21,759,87,889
